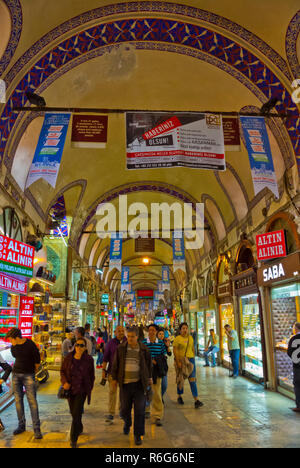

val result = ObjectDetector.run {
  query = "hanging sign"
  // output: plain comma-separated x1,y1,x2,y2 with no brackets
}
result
26,113,71,189
162,266,171,291
256,229,287,261
121,266,130,292
223,117,241,151
18,296,34,339
172,232,186,273
240,116,279,199
71,115,108,148
0,236,35,279
109,234,123,272
0,272,28,294
126,112,225,170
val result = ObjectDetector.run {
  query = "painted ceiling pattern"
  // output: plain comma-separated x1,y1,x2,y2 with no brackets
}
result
0,10,299,175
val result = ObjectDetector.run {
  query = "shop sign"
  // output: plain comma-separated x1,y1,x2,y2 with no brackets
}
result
0,272,28,294
257,252,300,286
217,281,232,298
101,293,109,304
256,230,287,261
262,264,285,282
0,236,35,278
18,297,34,339
234,270,257,291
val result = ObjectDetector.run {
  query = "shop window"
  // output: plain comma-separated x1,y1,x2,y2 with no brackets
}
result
0,207,22,241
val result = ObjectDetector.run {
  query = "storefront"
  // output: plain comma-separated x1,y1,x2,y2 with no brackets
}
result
0,235,35,410
232,268,267,383
258,251,300,396
217,282,234,367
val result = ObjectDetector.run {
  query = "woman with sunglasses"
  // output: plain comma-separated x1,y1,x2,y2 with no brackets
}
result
60,338,95,448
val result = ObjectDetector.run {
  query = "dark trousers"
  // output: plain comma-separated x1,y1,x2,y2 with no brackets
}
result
293,367,300,408
68,393,86,443
120,381,146,436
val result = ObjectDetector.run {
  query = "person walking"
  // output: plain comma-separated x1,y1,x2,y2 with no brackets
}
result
5,327,42,439
60,337,95,448
101,325,127,424
203,329,220,368
143,324,166,426
0,352,12,431
74,327,92,355
224,324,240,378
173,322,204,409
287,322,300,413
62,330,75,359
102,326,109,344
111,327,152,446
96,332,105,369
157,328,172,401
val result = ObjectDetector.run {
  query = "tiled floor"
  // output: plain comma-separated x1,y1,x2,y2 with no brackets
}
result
0,359,299,448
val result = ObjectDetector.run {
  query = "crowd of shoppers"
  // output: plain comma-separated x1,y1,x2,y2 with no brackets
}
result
3,319,300,447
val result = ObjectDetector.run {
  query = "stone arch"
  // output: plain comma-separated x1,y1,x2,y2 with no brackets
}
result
0,0,22,76
285,10,300,79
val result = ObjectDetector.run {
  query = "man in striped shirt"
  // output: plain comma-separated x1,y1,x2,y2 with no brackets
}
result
111,327,152,446
143,324,166,426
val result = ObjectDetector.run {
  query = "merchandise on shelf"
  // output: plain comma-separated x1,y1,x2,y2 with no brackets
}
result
220,303,234,365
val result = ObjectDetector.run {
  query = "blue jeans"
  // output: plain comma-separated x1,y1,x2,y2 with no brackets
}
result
229,349,240,377
177,357,198,398
12,373,41,432
204,346,219,366
96,352,104,366
161,375,168,397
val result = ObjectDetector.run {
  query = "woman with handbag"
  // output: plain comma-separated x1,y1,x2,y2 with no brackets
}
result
173,322,204,409
96,332,105,369
60,337,95,448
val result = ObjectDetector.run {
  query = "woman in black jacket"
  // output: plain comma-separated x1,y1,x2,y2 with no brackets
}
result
0,352,12,431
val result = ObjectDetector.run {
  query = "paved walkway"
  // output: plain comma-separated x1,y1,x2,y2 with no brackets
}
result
0,359,300,448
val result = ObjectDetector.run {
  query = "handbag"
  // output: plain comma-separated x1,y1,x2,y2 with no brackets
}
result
57,386,70,399
183,336,194,376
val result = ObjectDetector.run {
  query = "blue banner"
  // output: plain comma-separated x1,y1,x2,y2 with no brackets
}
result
240,116,279,199
109,234,122,272
172,232,186,273
121,266,130,292
26,113,71,188
162,265,170,291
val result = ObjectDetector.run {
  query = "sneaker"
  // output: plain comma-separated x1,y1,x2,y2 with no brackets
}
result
233,375,239,379
177,396,184,405
134,435,142,446
203,364,210,367
96,365,101,369
155,419,163,427
13,427,26,436
34,430,43,440
291,408,300,413
123,424,130,435
195,400,204,409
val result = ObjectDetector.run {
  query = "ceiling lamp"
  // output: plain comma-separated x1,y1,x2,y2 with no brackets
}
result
142,257,150,265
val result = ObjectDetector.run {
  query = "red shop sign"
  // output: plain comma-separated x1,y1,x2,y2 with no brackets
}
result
256,229,287,261
0,272,28,294
18,297,34,339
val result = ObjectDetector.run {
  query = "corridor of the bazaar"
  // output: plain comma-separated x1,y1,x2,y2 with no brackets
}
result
0,0,300,451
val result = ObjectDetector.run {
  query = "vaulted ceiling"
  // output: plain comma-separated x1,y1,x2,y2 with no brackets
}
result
0,0,299,295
